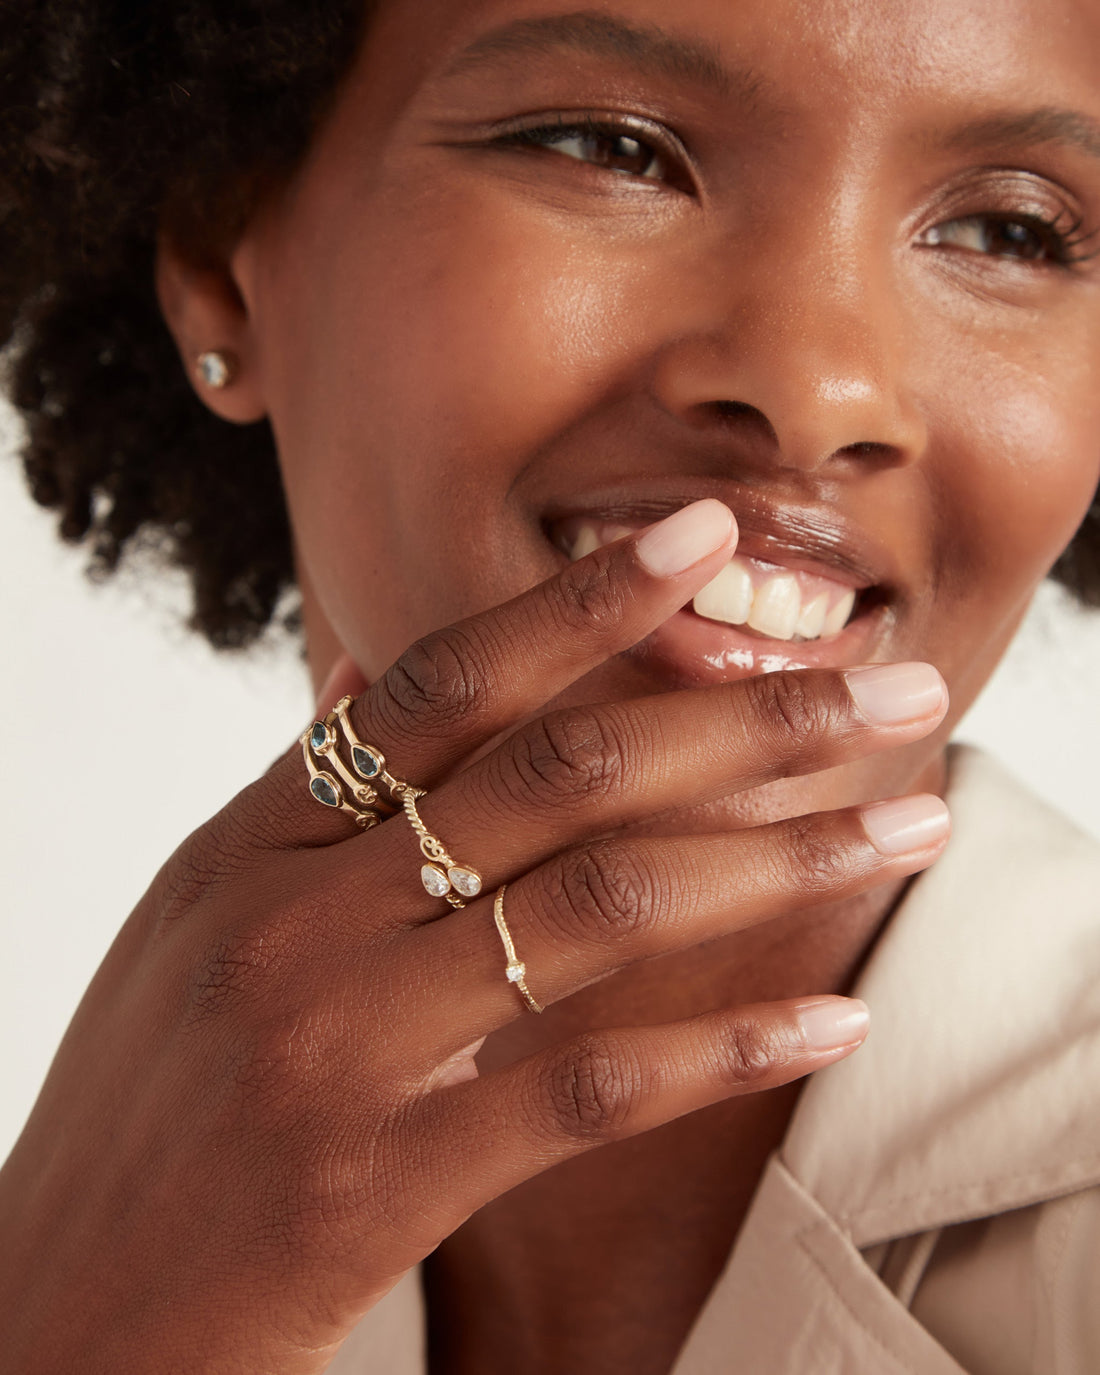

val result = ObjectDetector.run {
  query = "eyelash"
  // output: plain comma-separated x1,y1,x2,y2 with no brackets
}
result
491,115,1099,270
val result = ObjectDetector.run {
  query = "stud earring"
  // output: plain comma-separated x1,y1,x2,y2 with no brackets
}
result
196,350,237,389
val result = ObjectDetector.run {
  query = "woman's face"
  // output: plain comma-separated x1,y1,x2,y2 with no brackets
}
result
233,0,1100,820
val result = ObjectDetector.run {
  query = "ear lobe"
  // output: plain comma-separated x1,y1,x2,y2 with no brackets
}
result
155,233,267,424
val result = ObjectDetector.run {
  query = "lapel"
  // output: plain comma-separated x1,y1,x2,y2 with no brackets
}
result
670,1154,968,1374
672,745,1100,1372
783,744,1100,1249
331,747,1100,1374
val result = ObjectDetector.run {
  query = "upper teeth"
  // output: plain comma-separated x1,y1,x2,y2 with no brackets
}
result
567,522,859,643
694,563,856,641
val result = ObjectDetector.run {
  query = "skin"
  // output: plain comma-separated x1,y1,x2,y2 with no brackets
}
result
3,0,1100,1371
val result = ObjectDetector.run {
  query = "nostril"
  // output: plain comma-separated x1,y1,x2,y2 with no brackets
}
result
713,399,758,420
844,440,894,459
711,399,774,434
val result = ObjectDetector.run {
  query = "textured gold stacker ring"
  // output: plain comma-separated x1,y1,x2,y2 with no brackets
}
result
396,787,484,908
493,885,543,1014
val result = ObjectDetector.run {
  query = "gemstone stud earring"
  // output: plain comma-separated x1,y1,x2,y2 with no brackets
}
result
196,350,237,389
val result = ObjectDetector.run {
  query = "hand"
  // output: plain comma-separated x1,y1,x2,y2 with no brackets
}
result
0,500,949,1373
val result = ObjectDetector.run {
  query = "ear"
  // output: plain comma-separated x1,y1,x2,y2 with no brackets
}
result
155,233,267,424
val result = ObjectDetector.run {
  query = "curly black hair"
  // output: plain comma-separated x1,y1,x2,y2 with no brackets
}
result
0,0,369,646
2,1,1099,647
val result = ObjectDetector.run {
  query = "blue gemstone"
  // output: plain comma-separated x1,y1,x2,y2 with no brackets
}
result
310,776,340,808
309,722,329,752
353,746,381,779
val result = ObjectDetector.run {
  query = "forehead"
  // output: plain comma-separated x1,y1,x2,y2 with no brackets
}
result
369,0,1100,121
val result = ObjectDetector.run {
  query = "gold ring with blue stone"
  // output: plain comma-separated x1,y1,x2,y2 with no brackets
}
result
301,726,381,829
303,697,483,906
303,696,406,828
327,696,410,799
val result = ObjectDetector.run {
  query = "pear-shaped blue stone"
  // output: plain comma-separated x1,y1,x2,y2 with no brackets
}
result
353,746,381,779
309,722,329,752
310,775,340,808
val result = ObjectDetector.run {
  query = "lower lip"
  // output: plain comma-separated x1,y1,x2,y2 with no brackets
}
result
633,602,888,687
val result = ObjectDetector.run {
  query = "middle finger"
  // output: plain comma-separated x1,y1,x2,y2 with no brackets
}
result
369,660,948,915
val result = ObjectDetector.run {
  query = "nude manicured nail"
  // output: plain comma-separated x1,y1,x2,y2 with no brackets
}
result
635,500,736,577
797,998,870,1051
861,794,951,855
844,662,946,724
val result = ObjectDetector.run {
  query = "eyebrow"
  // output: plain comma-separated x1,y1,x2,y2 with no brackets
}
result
939,107,1100,165
441,10,759,103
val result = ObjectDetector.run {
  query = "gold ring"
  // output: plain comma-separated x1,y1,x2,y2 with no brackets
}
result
328,696,408,799
397,788,483,908
301,730,381,828
303,697,484,909
493,885,543,1013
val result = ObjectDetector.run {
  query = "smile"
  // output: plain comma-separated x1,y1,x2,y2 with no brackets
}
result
565,519,863,644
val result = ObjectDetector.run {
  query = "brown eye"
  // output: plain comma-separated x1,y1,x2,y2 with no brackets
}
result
501,120,672,182
552,129,661,178
925,215,1061,262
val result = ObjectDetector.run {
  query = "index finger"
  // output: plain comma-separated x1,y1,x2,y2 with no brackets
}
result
261,500,738,848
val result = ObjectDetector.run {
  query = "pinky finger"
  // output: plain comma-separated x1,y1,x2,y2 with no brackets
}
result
405,996,867,1232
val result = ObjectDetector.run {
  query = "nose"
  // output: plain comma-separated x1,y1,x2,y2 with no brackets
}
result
651,227,927,474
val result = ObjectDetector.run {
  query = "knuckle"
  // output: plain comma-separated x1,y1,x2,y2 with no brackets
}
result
185,927,282,1023
183,902,309,1025
294,1113,400,1237
504,709,624,811
749,671,844,759
782,815,855,894
549,556,634,640
552,843,661,948
226,1006,325,1106
376,626,490,738
722,1016,785,1087
539,1034,644,1142
158,812,252,920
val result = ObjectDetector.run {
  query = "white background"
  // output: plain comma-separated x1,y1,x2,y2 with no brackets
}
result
2,401,1099,1161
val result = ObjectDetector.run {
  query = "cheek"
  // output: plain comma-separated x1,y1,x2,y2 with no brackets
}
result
261,176,665,663
941,359,1099,585
922,339,1100,700
331,193,650,474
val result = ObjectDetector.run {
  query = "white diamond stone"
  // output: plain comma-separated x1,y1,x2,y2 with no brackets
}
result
421,864,451,898
448,867,482,899
506,962,526,982
197,351,231,389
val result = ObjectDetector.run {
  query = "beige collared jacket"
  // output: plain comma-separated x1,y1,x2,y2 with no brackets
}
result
326,746,1100,1374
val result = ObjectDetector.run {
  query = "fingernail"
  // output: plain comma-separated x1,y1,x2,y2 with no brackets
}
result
861,794,951,855
797,998,870,1051
635,500,736,577
844,662,946,725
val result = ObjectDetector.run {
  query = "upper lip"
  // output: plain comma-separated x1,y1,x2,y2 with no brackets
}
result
544,485,896,592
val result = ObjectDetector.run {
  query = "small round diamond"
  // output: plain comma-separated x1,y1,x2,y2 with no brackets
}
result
506,962,526,983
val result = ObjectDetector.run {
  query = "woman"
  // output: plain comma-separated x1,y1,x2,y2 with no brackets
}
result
2,0,1099,1371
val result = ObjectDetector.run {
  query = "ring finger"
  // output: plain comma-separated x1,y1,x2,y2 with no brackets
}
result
394,791,950,1061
